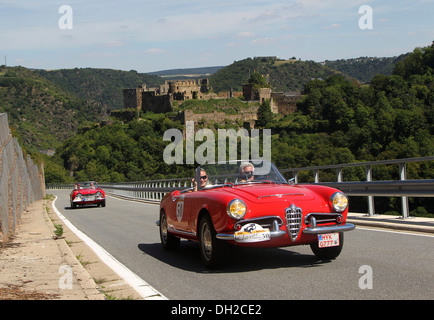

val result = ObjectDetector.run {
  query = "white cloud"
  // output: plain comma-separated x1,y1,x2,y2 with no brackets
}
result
103,41,127,47
237,32,255,38
251,38,275,45
323,23,341,29
144,48,165,54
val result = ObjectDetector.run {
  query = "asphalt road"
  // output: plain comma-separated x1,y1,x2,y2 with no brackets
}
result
51,189,434,300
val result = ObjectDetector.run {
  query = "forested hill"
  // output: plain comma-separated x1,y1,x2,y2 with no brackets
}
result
209,55,409,93
271,43,434,170
34,56,405,110
323,54,409,83
209,57,347,93
0,66,109,151
36,68,164,110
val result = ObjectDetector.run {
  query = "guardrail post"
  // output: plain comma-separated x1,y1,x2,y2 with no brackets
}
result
336,168,343,182
365,165,375,216
399,163,409,219
314,170,319,183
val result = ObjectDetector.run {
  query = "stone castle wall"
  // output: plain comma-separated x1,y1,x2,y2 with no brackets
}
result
123,78,302,126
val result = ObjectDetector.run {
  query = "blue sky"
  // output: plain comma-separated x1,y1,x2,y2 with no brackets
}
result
1,0,433,73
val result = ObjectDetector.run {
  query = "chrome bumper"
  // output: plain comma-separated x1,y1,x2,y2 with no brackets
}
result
217,223,355,240
302,223,356,234
216,229,286,241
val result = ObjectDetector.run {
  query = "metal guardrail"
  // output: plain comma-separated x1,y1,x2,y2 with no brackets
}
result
47,156,434,219
281,156,434,218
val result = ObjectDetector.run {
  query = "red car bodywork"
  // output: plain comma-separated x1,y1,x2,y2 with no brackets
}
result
158,161,355,268
70,181,106,208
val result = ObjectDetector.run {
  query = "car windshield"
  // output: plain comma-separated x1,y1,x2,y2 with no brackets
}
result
74,182,98,189
198,160,287,190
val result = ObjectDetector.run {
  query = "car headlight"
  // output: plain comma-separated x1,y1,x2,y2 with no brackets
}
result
74,193,83,201
227,199,247,219
96,192,103,199
330,192,348,212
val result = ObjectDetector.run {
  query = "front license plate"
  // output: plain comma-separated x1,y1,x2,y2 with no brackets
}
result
84,195,95,201
234,223,271,243
318,233,339,248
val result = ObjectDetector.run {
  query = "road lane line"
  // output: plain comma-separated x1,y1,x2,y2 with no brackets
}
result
356,226,434,238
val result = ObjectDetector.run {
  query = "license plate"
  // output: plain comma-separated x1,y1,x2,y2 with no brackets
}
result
234,223,271,243
84,195,95,201
318,233,339,248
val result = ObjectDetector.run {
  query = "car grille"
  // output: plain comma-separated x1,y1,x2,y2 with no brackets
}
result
83,194,96,201
285,204,302,242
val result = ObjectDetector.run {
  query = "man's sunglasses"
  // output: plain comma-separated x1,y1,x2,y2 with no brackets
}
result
244,171,253,175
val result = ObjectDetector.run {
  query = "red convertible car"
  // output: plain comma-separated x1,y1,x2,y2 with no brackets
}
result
158,160,355,268
70,181,106,208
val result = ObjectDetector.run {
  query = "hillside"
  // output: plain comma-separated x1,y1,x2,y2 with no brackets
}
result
208,57,351,93
148,66,224,79
323,54,409,83
0,66,109,151
35,68,164,110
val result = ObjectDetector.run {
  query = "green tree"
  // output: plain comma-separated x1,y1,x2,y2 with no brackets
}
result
256,99,273,127
248,72,270,89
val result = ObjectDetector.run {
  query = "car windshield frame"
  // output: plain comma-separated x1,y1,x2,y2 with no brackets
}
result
196,160,288,191
74,181,99,189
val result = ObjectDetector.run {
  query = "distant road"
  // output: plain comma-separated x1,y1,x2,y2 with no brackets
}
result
50,189,434,300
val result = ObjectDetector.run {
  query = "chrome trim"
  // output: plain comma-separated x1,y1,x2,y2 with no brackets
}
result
258,193,305,199
285,204,302,242
216,229,286,241
304,212,343,225
218,216,286,241
302,223,355,234
233,216,283,230
166,227,196,237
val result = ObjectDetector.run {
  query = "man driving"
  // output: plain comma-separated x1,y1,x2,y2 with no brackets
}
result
239,162,254,181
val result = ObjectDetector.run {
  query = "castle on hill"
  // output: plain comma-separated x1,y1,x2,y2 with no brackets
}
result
123,78,300,127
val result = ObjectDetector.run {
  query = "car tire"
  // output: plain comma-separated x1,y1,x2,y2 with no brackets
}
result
310,232,344,260
199,215,226,269
101,200,106,207
159,211,180,251
71,202,76,209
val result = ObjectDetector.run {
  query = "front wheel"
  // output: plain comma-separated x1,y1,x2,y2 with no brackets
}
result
310,232,344,260
159,211,180,251
199,215,226,269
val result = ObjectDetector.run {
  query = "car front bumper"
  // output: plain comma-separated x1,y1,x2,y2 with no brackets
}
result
216,222,355,241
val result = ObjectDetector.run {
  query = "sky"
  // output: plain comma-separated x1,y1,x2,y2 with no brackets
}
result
1,0,434,73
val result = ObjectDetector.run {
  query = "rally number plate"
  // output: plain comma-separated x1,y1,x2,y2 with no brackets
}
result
234,223,271,243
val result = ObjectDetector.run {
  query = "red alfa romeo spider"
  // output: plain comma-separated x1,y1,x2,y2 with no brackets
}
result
158,160,355,268
70,181,106,209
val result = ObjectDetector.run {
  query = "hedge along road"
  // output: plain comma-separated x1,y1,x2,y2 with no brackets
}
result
49,189,434,300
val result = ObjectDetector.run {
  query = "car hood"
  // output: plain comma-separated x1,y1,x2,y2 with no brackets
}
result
214,183,316,203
